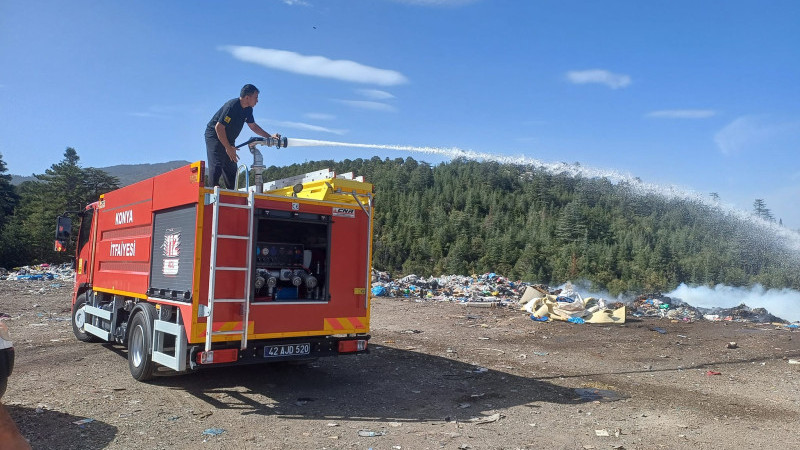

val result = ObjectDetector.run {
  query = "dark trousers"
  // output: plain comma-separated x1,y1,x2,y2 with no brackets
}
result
205,138,237,188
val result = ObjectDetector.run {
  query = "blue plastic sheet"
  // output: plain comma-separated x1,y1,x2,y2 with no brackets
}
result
371,285,387,296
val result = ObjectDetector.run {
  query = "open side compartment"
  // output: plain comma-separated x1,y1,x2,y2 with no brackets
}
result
252,208,331,303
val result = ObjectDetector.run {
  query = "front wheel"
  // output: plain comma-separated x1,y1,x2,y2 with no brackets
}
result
127,304,157,381
72,293,101,343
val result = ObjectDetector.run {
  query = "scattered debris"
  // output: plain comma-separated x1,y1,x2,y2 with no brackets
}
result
726,342,738,349
594,428,621,437
650,327,667,334
357,430,386,437
202,428,225,436
705,371,722,376
72,418,94,426
468,413,502,424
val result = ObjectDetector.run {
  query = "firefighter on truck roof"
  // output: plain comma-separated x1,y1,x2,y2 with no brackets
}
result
204,84,280,188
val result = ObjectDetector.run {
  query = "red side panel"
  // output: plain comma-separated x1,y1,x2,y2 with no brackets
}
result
91,163,204,297
92,179,154,295
152,163,204,211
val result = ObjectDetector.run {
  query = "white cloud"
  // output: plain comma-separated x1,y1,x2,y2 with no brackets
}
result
566,69,631,89
334,99,397,112
280,0,309,5
304,112,335,121
646,109,716,119
357,89,395,100
220,46,409,86
266,120,346,135
714,115,800,155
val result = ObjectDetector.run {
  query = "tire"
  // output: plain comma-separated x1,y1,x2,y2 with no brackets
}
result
0,376,7,399
127,304,157,381
72,293,101,343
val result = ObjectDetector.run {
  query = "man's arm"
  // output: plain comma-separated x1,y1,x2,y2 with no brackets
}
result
248,122,278,140
214,122,239,163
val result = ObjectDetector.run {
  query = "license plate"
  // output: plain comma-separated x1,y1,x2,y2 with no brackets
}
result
264,343,311,358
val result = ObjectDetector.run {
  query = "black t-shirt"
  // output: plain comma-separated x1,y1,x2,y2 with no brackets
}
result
204,98,255,145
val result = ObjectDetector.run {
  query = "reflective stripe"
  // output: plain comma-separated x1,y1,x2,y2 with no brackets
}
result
323,317,367,331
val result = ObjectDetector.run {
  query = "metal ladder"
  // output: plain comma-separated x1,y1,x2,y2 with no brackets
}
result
205,186,255,352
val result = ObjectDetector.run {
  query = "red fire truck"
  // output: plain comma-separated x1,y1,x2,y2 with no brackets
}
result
55,139,373,380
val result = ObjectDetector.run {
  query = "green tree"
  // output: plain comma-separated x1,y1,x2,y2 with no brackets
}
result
0,153,19,230
0,148,119,268
752,199,774,222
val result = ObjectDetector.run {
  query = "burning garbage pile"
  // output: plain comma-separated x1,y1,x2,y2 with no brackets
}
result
698,304,786,323
631,294,789,324
371,270,797,326
631,295,705,322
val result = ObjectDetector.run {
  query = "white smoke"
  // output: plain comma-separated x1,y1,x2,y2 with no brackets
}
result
667,283,800,322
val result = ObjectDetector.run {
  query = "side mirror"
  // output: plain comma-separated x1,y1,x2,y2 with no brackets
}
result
54,215,72,252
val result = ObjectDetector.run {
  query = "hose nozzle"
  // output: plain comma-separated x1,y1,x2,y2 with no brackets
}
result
268,136,288,148
236,136,288,149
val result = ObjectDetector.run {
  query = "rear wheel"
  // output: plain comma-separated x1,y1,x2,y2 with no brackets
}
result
127,304,157,381
72,293,101,343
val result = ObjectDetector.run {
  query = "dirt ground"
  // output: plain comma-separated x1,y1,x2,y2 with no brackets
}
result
0,279,798,450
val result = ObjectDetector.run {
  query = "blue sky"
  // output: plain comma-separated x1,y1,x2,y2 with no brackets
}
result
1,0,799,228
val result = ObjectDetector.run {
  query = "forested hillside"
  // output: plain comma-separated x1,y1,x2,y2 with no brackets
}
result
2,149,798,296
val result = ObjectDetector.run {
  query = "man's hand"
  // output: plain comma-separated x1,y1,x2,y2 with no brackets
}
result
226,146,238,163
